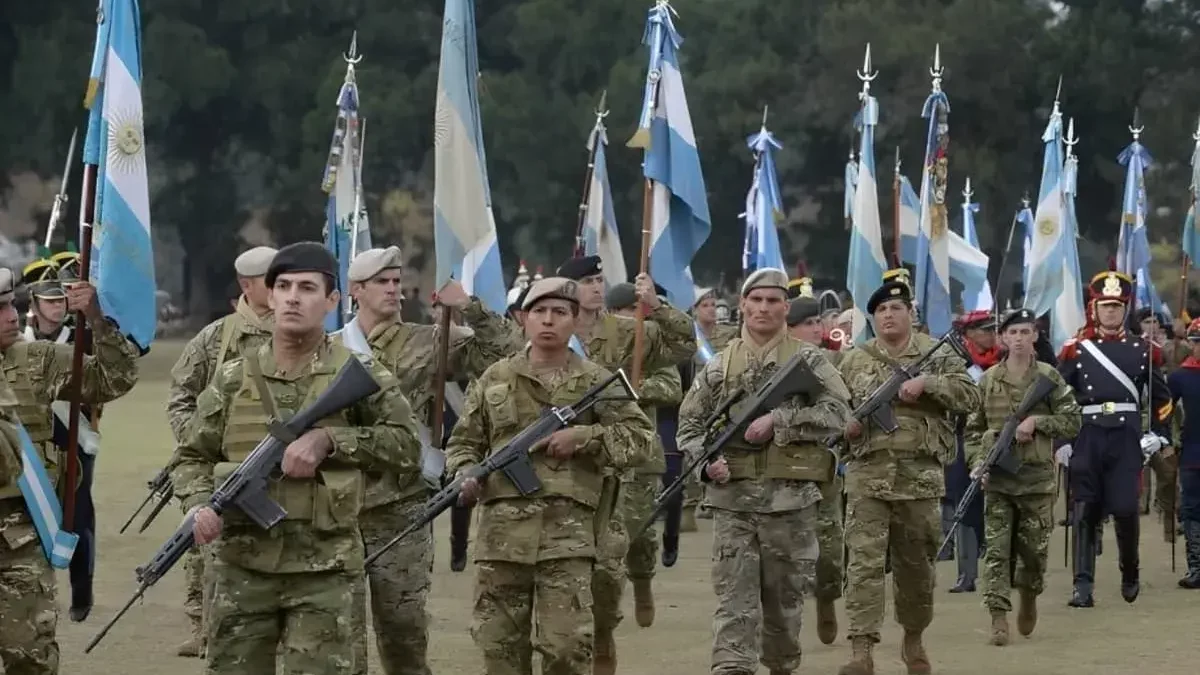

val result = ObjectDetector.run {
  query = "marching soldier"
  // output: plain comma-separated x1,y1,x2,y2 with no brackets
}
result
678,269,852,675
1057,271,1172,607
165,245,276,657
444,276,655,675
965,309,1080,645
1134,308,1181,542
172,242,421,675
784,294,847,645
1166,318,1200,588
683,288,736,525
836,277,980,675
695,287,739,351
336,246,518,675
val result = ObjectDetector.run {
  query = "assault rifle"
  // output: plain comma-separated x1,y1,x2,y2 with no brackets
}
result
841,331,969,436
635,351,824,539
119,467,173,534
364,368,638,566
937,374,1057,559
85,357,382,653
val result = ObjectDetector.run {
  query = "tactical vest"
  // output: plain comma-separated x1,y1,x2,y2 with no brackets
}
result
214,348,364,532
720,337,835,483
0,344,56,500
855,340,954,465
479,362,605,507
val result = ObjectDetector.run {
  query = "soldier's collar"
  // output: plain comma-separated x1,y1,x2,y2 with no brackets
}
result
738,324,787,356
236,296,273,332
260,337,336,380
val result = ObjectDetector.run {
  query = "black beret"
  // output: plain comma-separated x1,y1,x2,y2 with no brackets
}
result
999,308,1036,333
787,297,821,327
265,242,337,288
556,255,602,281
866,280,912,314
606,282,637,311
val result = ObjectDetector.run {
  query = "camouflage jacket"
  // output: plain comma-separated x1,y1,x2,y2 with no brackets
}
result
633,365,684,474
167,298,273,443
838,331,980,501
445,350,654,564
965,360,1080,496
170,339,420,574
678,329,852,513
338,309,516,509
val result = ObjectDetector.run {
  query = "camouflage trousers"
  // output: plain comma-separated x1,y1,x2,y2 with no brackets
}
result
815,478,844,602
0,536,58,675
592,477,628,635
982,492,1054,613
1149,451,1179,516
710,506,818,675
183,543,215,624
683,473,702,510
205,560,358,675
844,496,939,641
472,558,594,675
622,473,659,580
354,496,433,675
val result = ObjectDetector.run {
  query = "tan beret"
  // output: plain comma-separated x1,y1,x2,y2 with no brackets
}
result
693,287,715,307
0,268,14,303
522,276,579,311
234,246,278,277
348,246,403,282
740,268,789,297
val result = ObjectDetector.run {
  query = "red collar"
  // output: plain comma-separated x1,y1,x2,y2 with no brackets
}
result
965,340,1002,368
1181,356,1200,370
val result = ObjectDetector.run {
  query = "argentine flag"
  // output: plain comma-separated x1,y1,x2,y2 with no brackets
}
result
959,183,992,312
896,176,989,302
1053,124,1086,348
742,122,786,275
582,114,627,288
1023,103,1066,318
846,91,886,344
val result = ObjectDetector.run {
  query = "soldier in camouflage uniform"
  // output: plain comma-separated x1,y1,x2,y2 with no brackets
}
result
172,243,421,675
679,269,852,675
551,256,695,674
335,246,517,675
605,283,684,622
786,295,845,645
964,309,1080,646
1135,309,1181,540
836,278,980,675
165,246,276,657
445,277,655,675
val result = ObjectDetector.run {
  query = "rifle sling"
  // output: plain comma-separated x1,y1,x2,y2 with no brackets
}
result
245,357,299,444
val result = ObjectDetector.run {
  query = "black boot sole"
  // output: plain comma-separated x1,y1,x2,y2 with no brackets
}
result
69,606,92,622
1121,583,1140,603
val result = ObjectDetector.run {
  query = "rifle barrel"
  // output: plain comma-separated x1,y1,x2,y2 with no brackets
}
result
84,583,149,653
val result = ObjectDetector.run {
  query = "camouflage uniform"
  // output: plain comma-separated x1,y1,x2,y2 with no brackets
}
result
166,299,273,655
1146,338,1183,535
837,332,980,672
683,324,739,516
965,360,1079,641
171,340,420,675
445,351,655,675
337,302,516,675
679,329,852,675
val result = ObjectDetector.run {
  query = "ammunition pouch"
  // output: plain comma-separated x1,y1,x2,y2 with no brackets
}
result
213,462,363,532
725,439,836,483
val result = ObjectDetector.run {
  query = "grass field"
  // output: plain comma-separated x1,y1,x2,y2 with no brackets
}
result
57,340,1198,674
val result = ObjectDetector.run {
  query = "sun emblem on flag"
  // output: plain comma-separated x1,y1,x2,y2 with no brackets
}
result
1037,217,1056,237
434,91,453,150
106,105,145,174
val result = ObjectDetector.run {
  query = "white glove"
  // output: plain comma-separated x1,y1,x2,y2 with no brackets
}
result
1140,434,1166,465
1055,444,1072,467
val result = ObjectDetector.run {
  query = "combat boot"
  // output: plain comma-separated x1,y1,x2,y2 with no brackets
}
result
1068,504,1095,608
593,629,616,675
836,636,875,675
176,616,206,658
1114,515,1141,603
1016,589,1038,636
816,598,839,645
900,629,931,675
988,610,1009,646
680,507,698,532
1179,520,1200,589
662,500,681,568
633,577,655,627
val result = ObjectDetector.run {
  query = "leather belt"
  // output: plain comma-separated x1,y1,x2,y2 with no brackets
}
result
1081,402,1138,415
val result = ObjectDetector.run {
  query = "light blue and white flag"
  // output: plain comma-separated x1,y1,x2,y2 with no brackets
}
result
631,2,711,307
846,72,886,343
959,180,992,312
582,112,627,288
913,76,952,337
1116,131,1158,311
433,0,506,314
82,0,156,350
1053,120,1086,348
1183,121,1200,270
15,424,78,568
741,120,786,275
1023,98,1066,318
693,320,716,365
896,175,989,299
844,149,858,229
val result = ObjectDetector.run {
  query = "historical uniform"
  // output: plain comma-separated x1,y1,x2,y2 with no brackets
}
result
837,278,980,675
171,243,421,675
680,269,852,675
1058,271,1172,607
166,246,276,656
1167,318,1200,588
444,277,655,675
335,247,517,675
965,309,1080,644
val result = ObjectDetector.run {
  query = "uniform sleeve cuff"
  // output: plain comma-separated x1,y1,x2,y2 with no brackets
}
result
323,427,357,459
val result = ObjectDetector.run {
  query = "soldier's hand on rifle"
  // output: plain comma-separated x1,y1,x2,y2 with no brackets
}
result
533,428,588,460
705,457,731,484
898,375,926,403
191,506,222,545
458,474,482,506
743,413,775,444
1015,416,1038,443
845,419,863,440
281,429,333,479
435,280,470,309
64,281,103,321
969,465,989,488
634,274,662,310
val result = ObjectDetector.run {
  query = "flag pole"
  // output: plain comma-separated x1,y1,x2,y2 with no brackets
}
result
632,178,652,387
575,91,608,258
893,147,901,267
